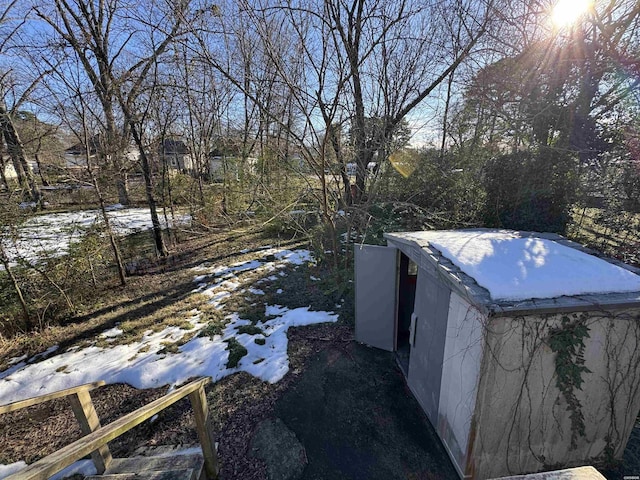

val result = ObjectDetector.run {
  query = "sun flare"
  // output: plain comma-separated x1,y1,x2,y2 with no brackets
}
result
551,0,593,28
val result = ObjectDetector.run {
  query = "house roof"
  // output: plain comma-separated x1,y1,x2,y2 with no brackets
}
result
384,229,640,316
159,139,188,155
65,135,101,155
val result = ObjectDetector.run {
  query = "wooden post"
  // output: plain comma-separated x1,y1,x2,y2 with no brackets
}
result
68,390,112,474
188,385,219,479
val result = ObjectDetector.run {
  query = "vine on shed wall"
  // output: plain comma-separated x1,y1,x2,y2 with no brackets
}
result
547,313,592,449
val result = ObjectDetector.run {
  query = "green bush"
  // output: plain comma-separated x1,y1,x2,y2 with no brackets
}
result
483,149,578,233
376,148,486,227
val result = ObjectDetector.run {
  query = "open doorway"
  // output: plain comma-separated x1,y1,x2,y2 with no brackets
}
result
396,253,417,376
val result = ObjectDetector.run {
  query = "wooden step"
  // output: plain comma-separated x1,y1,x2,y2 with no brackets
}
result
85,468,195,480
85,453,205,480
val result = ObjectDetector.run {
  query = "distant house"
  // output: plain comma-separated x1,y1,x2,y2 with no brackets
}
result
2,161,18,181
157,139,193,173
64,135,139,170
208,154,257,180
64,135,100,169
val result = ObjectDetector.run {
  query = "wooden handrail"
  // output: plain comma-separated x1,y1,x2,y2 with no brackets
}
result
0,381,106,415
0,381,112,473
5,377,218,480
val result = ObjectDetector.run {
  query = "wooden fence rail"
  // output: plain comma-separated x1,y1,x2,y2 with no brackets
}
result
0,377,218,480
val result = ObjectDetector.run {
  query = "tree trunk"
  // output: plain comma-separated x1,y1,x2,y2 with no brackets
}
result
90,168,127,286
115,174,129,206
34,154,50,187
0,108,27,191
128,120,168,257
0,103,42,206
440,70,455,160
0,242,31,330
104,90,131,206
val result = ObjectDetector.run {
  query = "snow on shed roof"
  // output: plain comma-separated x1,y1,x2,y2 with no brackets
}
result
387,230,640,302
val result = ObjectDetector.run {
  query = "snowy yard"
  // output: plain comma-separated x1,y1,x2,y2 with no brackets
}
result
0,241,339,477
0,247,337,404
1,205,189,266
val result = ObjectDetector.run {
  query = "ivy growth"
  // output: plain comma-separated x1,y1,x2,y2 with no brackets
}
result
547,314,592,449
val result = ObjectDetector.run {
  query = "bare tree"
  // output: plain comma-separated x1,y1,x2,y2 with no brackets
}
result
0,98,42,205
35,0,208,256
32,0,134,205
0,2,43,206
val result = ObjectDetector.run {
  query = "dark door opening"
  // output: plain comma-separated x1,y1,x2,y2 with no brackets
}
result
396,253,417,376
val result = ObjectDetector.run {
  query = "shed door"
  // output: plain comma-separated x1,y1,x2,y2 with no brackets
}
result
408,269,451,425
354,244,398,351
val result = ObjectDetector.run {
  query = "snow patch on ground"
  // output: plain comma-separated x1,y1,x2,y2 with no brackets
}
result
100,327,123,338
50,460,97,480
402,230,640,301
0,247,337,406
0,459,98,480
1,207,190,266
0,462,27,479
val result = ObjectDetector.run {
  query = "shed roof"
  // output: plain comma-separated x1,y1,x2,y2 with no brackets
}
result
384,229,640,316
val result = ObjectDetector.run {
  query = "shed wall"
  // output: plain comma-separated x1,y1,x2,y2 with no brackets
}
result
437,291,485,476
471,308,640,479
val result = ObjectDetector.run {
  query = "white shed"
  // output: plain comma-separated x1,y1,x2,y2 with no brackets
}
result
355,229,640,479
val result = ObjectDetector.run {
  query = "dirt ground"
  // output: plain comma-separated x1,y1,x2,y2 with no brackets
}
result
274,342,459,480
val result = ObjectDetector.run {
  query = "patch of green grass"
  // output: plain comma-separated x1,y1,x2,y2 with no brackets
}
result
233,303,266,324
198,310,226,339
256,262,354,324
100,293,211,345
225,337,248,368
237,325,265,336
199,323,223,338
254,337,266,345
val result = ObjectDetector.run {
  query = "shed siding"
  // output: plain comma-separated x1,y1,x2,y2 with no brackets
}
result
472,308,640,479
437,292,485,476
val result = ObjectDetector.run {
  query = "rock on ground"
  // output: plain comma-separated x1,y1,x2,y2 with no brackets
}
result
250,417,307,480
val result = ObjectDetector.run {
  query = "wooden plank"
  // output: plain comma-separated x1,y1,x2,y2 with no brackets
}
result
188,385,219,479
0,381,106,415
5,377,211,480
105,454,203,477
68,390,112,473
86,469,196,480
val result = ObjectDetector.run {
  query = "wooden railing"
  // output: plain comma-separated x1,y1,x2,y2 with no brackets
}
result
0,377,219,480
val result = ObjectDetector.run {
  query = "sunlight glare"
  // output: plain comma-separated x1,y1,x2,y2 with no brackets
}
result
551,0,593,28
